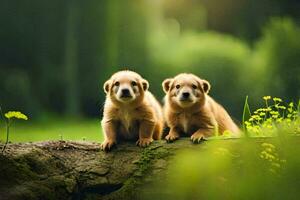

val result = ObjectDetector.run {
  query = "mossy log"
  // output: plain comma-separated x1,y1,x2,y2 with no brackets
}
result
0,139,206,200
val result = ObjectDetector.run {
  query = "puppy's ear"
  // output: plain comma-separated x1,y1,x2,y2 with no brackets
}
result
141,79,149,91
202,79,211,94
103,80,111,94
162,78,173,93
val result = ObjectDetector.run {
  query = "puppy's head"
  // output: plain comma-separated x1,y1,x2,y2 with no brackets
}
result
103,70,148,104
162,73,210,108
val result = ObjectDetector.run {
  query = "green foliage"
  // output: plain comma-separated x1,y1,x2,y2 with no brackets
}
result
145,136,300,200
149,18,300,118
243,96,300,137
149,31,264,117
253,18,300,100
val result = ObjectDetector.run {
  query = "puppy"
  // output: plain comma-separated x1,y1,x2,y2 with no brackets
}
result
101,70,163,150
162,73,240,143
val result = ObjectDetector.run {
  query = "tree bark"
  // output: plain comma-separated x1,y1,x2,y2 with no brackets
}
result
0,139,200,200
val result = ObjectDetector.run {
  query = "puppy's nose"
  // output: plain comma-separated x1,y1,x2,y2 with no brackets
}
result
121,89,130,96
182,92,190,98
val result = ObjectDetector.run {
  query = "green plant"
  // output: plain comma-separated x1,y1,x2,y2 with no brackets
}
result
242,95,251,136
0,108,28,153
243,96,300,137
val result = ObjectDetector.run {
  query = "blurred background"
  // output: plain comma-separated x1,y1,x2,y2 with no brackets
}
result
0,0,299,141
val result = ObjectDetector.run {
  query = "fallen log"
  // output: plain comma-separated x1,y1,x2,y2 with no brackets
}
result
0,139,205,200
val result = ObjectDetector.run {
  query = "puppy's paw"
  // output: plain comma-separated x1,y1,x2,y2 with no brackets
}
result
100,140,116,151
136,138,153,147
165,133,179,143
191,132,206,144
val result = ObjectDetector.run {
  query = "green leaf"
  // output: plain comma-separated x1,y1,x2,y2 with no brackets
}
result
242,96,251,136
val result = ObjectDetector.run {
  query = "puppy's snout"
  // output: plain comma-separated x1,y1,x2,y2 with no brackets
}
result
182,92,190,98
121,88,131,97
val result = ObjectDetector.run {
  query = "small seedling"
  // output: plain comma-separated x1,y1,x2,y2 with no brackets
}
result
0,108,28,153
59,133,64,141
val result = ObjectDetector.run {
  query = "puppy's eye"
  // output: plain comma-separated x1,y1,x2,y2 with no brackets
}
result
131,81,137,86
176,84,180,89
115,81,120,86
192,84,197,89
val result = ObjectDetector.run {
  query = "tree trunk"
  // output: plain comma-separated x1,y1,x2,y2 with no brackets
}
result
64,0,80,116
105,0,119,68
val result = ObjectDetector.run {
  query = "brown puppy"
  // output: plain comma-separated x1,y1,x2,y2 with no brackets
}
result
101,70,163,150
162,73,240,143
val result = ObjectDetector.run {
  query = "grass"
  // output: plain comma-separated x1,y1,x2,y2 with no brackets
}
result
0,118,103,143
145,136,300,200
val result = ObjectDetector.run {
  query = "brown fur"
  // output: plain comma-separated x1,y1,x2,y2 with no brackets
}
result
101,70,163,150
162,73,240,143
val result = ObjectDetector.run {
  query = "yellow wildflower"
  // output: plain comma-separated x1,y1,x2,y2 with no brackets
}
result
5,111,28,120
244,121,251,126
266,147,273,153
270,111,279,115
262,143,275,149
272,115,278,119
263,96,271,100
273,97,282,102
